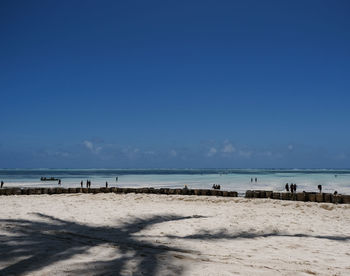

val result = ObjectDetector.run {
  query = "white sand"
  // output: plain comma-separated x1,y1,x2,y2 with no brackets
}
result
0,193,349,276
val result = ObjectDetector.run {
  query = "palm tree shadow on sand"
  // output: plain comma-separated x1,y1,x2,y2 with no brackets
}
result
1,213,349,275
0,213,204,275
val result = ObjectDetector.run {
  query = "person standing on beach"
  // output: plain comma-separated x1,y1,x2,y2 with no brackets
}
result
106,181,108,188
0,181,3,188
255,177,257,182
81,181,83,188
285,183,289,192
318,184,322,193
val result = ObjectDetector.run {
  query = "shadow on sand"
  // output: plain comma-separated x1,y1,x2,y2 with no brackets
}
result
0,213,202,275
1,213,349,275
165,229,350,242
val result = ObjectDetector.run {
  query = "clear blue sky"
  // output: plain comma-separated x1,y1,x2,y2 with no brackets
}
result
1,0,349,168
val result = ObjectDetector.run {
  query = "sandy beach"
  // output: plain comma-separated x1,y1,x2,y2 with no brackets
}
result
1,193,349,275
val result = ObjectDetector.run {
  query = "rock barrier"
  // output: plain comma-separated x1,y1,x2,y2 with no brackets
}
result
1,187,348,204
0,187,238,198
245,190,273,199
245,190,349,204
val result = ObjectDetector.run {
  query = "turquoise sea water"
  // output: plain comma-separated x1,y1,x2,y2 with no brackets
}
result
1,169,349,195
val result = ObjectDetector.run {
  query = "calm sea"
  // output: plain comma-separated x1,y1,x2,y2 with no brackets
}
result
0,169,349,195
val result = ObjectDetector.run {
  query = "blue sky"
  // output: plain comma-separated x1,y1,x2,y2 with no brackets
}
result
1,0,349,168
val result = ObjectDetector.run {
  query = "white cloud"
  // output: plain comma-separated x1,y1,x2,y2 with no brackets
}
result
221,143,236,153
83,140,93,150
83,140,102,154
207,147,217,157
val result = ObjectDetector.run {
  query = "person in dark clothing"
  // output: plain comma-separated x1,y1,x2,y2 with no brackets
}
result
81,181,83,188
285,183,289,192
0,181,3,188
106,181,108,188
318,184,322,193
290,183,294,194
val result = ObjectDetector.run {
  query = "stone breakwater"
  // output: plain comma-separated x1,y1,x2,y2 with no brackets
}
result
245,190,350,204
0,187,238,197
0,187,349,204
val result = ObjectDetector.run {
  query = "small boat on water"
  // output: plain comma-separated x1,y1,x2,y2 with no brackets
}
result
40,177,61,181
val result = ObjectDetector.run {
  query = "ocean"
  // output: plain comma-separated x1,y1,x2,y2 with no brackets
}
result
0,169,349,195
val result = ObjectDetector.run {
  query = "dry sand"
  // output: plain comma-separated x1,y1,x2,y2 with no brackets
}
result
0,193,349,275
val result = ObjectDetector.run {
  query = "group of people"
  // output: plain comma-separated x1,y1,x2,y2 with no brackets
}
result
285,183,297,193
284,183,332,194
250,177,258,182
79,178,119,188
212,184,221,190
81,180,92,188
